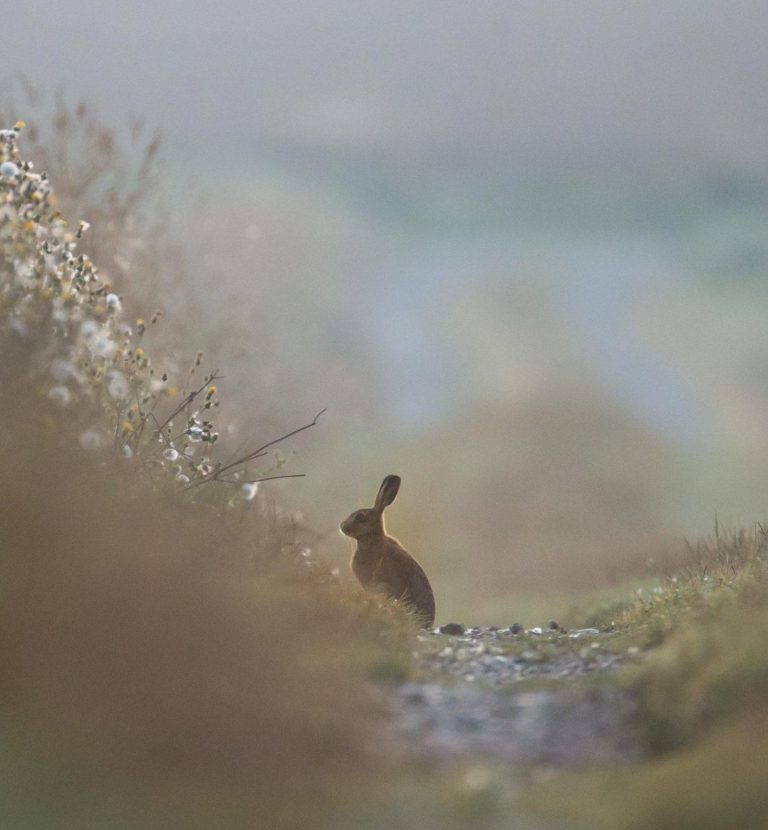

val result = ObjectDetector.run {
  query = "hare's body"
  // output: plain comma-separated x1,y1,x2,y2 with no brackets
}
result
341,475,435,628
351,533,435,626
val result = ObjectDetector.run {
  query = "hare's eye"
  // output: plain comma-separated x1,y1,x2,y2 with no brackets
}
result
355,511,366,521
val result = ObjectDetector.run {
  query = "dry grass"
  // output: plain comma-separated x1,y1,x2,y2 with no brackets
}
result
524,522,768,829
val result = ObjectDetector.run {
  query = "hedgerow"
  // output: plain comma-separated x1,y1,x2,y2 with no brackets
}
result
1,121,321,503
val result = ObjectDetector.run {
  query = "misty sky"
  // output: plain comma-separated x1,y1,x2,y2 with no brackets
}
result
5,0,768,178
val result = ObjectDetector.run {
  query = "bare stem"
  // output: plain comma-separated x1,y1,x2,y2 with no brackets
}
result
183,408,326,491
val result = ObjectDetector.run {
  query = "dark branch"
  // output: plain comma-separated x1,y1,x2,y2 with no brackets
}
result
208,473,307,487
183,408,327,491
215,407,327,478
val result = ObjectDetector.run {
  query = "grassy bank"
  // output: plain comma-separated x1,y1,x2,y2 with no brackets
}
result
524,523,768,829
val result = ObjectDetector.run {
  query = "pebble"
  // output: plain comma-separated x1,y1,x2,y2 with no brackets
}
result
439,622,466,636
509,623,524,634
411,625,623,688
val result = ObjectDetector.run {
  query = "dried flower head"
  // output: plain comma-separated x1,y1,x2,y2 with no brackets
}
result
241,482,259,501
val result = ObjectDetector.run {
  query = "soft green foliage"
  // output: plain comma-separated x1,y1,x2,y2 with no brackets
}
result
333,763,514,830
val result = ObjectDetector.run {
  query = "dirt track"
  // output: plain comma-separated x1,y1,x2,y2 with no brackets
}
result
392,626,643,767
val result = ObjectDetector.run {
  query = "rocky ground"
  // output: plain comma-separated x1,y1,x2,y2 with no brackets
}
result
390,623,643,768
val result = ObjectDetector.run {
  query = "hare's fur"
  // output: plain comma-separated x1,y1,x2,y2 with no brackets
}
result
340,475,435,628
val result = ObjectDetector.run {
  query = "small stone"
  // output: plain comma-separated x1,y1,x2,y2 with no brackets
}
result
548,619,561,630
400,685,426,704
509,623,524,634
568,628,601,639
529,627,543,635
439,622,465,636
0,161,19,177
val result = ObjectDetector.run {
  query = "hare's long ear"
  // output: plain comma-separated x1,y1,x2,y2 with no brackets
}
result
374,475,401,513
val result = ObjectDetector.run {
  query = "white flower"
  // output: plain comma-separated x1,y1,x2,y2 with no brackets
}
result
79,429,105,451
163,447,179,461
93,333,116,359
79,319,101,342
241,482,259,501
106,370,129,399
187,426,204,442
48,385,72,407
50,360,73,383
50,358,85,385
176,474,190,485
122,444,134,459
105,293,121,311
0,161,19,177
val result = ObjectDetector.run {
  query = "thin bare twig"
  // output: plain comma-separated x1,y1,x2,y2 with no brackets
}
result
206,474,307,487
215,407,327,478
183,408,326,491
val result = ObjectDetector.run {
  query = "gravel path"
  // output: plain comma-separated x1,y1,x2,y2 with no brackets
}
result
391,625,643,767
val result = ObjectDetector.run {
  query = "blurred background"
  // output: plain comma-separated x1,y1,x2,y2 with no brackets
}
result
6,0,768,619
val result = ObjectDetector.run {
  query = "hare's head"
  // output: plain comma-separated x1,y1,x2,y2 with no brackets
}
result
340,475,401,539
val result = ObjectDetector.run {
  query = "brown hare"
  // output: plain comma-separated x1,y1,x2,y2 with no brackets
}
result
340,475,435,628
